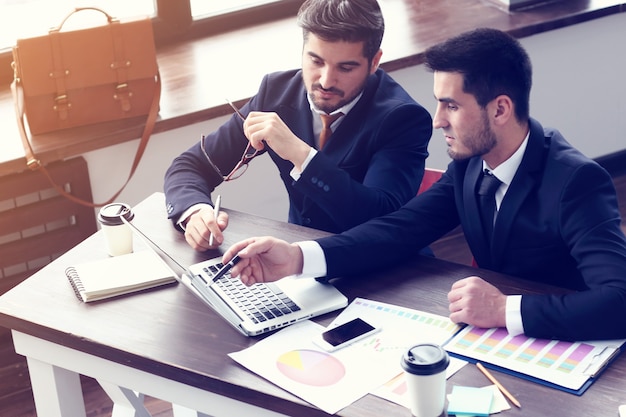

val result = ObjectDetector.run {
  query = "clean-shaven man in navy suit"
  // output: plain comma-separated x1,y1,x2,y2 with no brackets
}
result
223,28,626,342
164,0,432,250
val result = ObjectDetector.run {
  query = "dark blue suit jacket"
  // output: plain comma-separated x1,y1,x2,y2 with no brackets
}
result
317,118,626,341
164,69,432,234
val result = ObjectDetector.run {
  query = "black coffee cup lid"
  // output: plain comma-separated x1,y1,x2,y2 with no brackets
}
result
98,203,134,226
401,343,449,375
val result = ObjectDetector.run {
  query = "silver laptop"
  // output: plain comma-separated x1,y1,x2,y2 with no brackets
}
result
125,220,348,336
184,257,347,336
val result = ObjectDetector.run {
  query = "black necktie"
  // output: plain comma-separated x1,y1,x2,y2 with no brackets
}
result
477,169,502,243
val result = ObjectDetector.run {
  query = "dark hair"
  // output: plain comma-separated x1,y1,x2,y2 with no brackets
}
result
297,0,384,63
423,28,532,122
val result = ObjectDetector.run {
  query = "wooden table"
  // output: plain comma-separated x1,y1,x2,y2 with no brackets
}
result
0,192,625,416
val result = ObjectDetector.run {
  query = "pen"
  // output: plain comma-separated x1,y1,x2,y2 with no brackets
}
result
226,98,246,121
209,195,221,246
211,254,242,283
476,362,521,408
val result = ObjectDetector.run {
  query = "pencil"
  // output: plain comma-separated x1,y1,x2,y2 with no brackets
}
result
476,362,521,408
209,195,221,246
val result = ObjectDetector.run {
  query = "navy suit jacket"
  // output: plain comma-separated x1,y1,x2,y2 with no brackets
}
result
164,69,432,234
317,118,626,341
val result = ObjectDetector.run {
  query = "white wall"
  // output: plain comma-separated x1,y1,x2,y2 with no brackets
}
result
390,12,626,170
83,12,626,222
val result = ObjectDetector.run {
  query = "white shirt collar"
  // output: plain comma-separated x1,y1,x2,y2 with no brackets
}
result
484,130,530,187
308,91,362,135
483,130,530,209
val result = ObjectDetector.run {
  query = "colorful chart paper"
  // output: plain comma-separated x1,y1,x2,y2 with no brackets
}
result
444,325,625,392
229,320,401,414
229,298,464,414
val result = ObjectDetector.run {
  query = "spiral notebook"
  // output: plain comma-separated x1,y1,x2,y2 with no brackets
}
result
65,250,177,302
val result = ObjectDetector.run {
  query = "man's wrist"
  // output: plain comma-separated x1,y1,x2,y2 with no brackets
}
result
294,240,326,278
505,295,524,336
177,203,212,231
290,147,317,181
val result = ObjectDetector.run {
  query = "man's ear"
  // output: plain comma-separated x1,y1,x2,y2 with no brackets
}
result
491,95,514,126
370,49,383,74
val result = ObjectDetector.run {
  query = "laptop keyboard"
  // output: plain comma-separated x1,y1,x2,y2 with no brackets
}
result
202,262,301,324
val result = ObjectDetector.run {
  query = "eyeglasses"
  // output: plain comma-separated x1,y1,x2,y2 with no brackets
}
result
200,99,261,181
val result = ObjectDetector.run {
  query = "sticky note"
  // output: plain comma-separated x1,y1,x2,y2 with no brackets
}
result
447,385,493,416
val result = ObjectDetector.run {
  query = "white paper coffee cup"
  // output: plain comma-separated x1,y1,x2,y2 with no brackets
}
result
98,203,134,256
401,343,449,417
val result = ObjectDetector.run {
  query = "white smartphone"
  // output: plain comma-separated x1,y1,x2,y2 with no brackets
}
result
313,317,381,352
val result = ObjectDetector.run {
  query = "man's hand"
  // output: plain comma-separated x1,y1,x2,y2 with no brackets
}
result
223,236,304,286
183,206,229,251
448,276,507,328
244,111,311,171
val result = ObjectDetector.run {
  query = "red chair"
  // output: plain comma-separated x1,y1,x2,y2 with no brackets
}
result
418,168,445,195
418,168,476,266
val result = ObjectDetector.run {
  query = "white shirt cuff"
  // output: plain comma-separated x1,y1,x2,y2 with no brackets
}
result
290,148,318,181
505,295,525,336
177,203,213,230
294,240,327,278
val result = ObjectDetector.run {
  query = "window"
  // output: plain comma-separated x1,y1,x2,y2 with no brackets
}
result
191,0,280,19
0,0,155,50
0,0,303,84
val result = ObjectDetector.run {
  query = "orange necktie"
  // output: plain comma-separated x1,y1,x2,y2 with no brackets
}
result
319,112,343,149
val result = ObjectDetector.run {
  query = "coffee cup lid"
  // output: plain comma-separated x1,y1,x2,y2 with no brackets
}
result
401,343,449,375
98,203,134,226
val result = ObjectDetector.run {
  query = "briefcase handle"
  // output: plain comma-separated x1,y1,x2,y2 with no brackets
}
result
53,7,118,33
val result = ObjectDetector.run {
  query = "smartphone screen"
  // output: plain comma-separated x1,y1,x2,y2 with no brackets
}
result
314,318,380,352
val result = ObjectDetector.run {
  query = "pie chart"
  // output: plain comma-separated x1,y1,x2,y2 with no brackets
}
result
276,349,346,386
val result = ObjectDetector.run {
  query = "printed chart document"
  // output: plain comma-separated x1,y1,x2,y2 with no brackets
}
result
444,325,626,394
334,298,466,406
229,298,464,414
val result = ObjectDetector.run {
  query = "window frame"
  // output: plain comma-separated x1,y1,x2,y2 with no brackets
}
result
0,0,304,85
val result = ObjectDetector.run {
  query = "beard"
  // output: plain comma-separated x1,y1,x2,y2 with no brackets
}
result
307,76,368,114
447,111,497,161
308,85,347,114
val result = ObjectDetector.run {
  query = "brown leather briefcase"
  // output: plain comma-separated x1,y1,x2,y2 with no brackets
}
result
10,7,161,208
11,7,160,135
